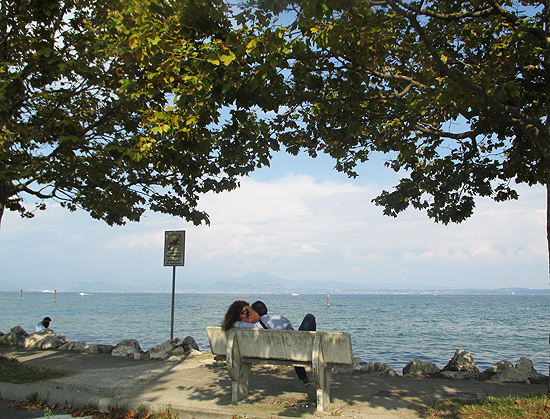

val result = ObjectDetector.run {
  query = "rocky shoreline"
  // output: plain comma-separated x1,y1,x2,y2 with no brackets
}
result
0,326,202,362
1,325,547,386
354,349,548,385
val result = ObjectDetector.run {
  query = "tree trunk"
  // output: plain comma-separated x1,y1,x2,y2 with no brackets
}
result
546,0,550,396
547,163,550,395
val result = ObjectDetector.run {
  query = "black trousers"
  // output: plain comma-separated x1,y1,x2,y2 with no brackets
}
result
295,313,316,381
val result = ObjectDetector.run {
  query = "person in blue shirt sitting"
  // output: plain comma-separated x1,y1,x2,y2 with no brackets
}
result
35,317,51,332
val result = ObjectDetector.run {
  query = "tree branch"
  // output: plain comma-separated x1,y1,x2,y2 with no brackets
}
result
385,0,549,151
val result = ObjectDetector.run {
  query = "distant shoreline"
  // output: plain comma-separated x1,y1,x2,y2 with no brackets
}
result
1,289,549,295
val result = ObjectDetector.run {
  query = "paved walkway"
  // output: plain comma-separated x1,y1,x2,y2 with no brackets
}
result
0,347,546,419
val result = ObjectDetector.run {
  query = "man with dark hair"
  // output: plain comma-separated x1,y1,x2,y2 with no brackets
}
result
251,301,294,330
251,300,316,386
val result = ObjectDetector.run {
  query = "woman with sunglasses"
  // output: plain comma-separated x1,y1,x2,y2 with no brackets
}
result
221,300,261,331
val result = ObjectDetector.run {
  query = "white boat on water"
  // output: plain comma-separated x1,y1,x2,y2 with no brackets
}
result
79,292,91,296
292,293,299,296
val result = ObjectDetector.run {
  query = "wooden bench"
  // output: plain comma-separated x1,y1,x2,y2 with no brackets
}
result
206,326,357,411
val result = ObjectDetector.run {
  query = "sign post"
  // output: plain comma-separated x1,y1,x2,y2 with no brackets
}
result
164,230,185,340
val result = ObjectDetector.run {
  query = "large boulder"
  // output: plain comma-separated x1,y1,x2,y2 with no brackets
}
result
182,336,200,352
490,367,529,383
403,359,440,376
112,339,142,358
59,341,88,351
0,326,29,346
149,338,183,360
479,360,514,380
516,357,538,382
490,357,538,383
149,336,201,361
440,371,480,380
360,361,398,377
83,344,114,354
442,350,480,373
24,329,65,349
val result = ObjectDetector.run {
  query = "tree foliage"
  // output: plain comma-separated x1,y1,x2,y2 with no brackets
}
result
249,0,548,227
0,0,278,226
3,0,549,245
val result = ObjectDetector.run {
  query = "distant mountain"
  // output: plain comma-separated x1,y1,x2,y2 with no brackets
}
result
1,271,547,294
65,281,168,293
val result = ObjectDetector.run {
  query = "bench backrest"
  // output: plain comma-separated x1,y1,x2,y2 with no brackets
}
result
206,326,353,365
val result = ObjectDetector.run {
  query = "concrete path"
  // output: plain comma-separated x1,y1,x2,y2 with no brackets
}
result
0,347,546,418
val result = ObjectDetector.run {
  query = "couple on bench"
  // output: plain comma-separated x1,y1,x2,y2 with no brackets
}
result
221,300,316,386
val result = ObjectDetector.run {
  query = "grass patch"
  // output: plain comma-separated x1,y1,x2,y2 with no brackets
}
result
0,355,69,383
10,397,181,418
426,394,550,418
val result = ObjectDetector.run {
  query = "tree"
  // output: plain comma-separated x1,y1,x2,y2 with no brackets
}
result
0,0,278,227
245,0,548,261
241,0,550,388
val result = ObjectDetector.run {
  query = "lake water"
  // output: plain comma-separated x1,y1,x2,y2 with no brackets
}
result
1,292,548,375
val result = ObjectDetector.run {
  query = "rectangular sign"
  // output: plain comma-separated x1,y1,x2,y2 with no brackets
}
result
164,230,185,266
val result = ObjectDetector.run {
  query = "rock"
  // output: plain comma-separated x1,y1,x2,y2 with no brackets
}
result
83,344,114,354
479,360,513,380
442,349,480,373
485,360,513,374
373,368,399,377
403,359,440,376
112,339,142,358
490,367,529,383
489,358,539,383
149,337,201,361
362,361,390,373
440,371,479,380
112,345,141,358
24,330,63,349
59,341,87,351
170,346,185,356
359,361,399,376
11,326,28,337
0,326,29,346
115,339,142,352
149,347,170,360
516,357,538,382
185,349,202,358
182,336,200,352
149,338,183,360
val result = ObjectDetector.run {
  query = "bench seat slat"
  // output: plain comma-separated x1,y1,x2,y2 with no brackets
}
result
207,327,353,364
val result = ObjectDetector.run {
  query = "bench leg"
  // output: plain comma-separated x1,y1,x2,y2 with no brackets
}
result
312,335,332,411
227,330,252,403
231,362,251,403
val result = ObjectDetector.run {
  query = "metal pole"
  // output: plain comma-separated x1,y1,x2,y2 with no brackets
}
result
170,266,176,340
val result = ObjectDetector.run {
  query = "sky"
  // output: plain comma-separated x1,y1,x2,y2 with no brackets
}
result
1,150,548,291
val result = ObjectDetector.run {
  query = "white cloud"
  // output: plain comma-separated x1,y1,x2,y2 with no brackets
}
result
299,244,322,254
1,171,547,289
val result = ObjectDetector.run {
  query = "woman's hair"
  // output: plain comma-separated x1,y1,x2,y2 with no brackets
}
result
221,300,248,331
